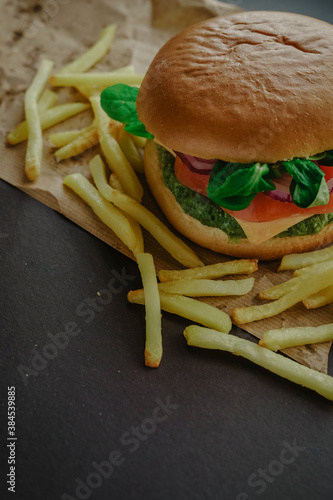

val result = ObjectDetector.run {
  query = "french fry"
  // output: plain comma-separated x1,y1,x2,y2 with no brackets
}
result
63,173,140,256
89,154,121,200
89,155,144,254
232,261,333,324
7,103,90,145
50,73,144,88
293,260,332,277
75,86,101,99
37,89,58,110
108,120,122,140
259,275,302,300
158,278,254,297
128,290,232,334
184,326,333,401
55,127,99,160
109,173,123,192
136,253,162,368
75,64,135,99
7,89,58,144
303,285,333,309
90,96,143,202
49,125,94,147
110,190,204,268
57,24,117,74
259,323,333,351
24,59,54,180
158,259,258,282
129,134,147,149
118,127,144,173
278,245,333,271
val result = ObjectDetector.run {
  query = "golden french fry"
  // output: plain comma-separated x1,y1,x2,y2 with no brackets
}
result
158,259,258,282
57,24,117,74
259,275,302,300
184,325,333,401
90,96,143,202
75,64,135,99
129,133,147,149
63,173,140,256
37,89,58,110
278,245,333,271
118,127,144,173
259,323,333,351
158,278,254,297
75,86,101,99
89,155,144,255
110,189,204,268
293,260,333,277
109,173,123,192
232,262,333,324
49,125,94,147
55,127,99,160
89,154,120,200
7,103,90,145
136,253,162,368
50,73,144,88
128,290,232,334
24,59,54,180
303,285,333,309
7,89,58,144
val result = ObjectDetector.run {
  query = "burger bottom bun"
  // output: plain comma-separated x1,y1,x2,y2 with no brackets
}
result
144,141,333,261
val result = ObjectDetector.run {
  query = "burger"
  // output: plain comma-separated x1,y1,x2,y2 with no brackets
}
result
103,11,333,260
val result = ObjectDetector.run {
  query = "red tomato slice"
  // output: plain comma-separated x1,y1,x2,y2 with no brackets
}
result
174,156,210,194
174,157,333,223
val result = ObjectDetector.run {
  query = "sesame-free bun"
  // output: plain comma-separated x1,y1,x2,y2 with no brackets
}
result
144,141,333,260
137,11,333,163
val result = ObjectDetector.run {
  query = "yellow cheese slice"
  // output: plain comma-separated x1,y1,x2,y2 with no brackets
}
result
233,214,312,244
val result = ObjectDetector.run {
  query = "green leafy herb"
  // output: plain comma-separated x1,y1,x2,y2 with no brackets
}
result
319,150,333,166
100,83,154,139
307,152,327,161
207,161,275,211
283,158,329,208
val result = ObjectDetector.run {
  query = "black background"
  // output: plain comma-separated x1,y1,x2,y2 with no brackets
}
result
1,1,333,499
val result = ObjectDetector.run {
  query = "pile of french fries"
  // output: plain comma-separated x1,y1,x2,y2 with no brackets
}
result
7,24,143,180
128,249,333,401
232,245,333,323
129,257,258,367
7,23,333,401
7,23,203,268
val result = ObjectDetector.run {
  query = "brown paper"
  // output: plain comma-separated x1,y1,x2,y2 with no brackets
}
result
1,0,332,373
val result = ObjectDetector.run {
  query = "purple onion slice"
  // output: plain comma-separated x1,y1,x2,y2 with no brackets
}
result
175,151,215,175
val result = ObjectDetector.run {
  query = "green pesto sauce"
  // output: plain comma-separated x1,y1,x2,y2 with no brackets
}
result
158,145,333,241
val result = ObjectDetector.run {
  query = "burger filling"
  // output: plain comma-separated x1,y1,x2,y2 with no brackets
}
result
158,145,333,242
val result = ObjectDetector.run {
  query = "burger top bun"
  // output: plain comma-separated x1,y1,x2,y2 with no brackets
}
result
137,11,333,163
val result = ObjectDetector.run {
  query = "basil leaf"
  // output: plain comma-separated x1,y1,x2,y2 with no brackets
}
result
307,176,330,208
319,150,333,166
307,152,327,161
124,122,152,137
290,176,329,208
100,84,154,139
207,161,275,211
283,158,329,208
283,158,323,186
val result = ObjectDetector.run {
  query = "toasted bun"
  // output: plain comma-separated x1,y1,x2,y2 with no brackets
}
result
137,11,333,163
144,141,333,260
